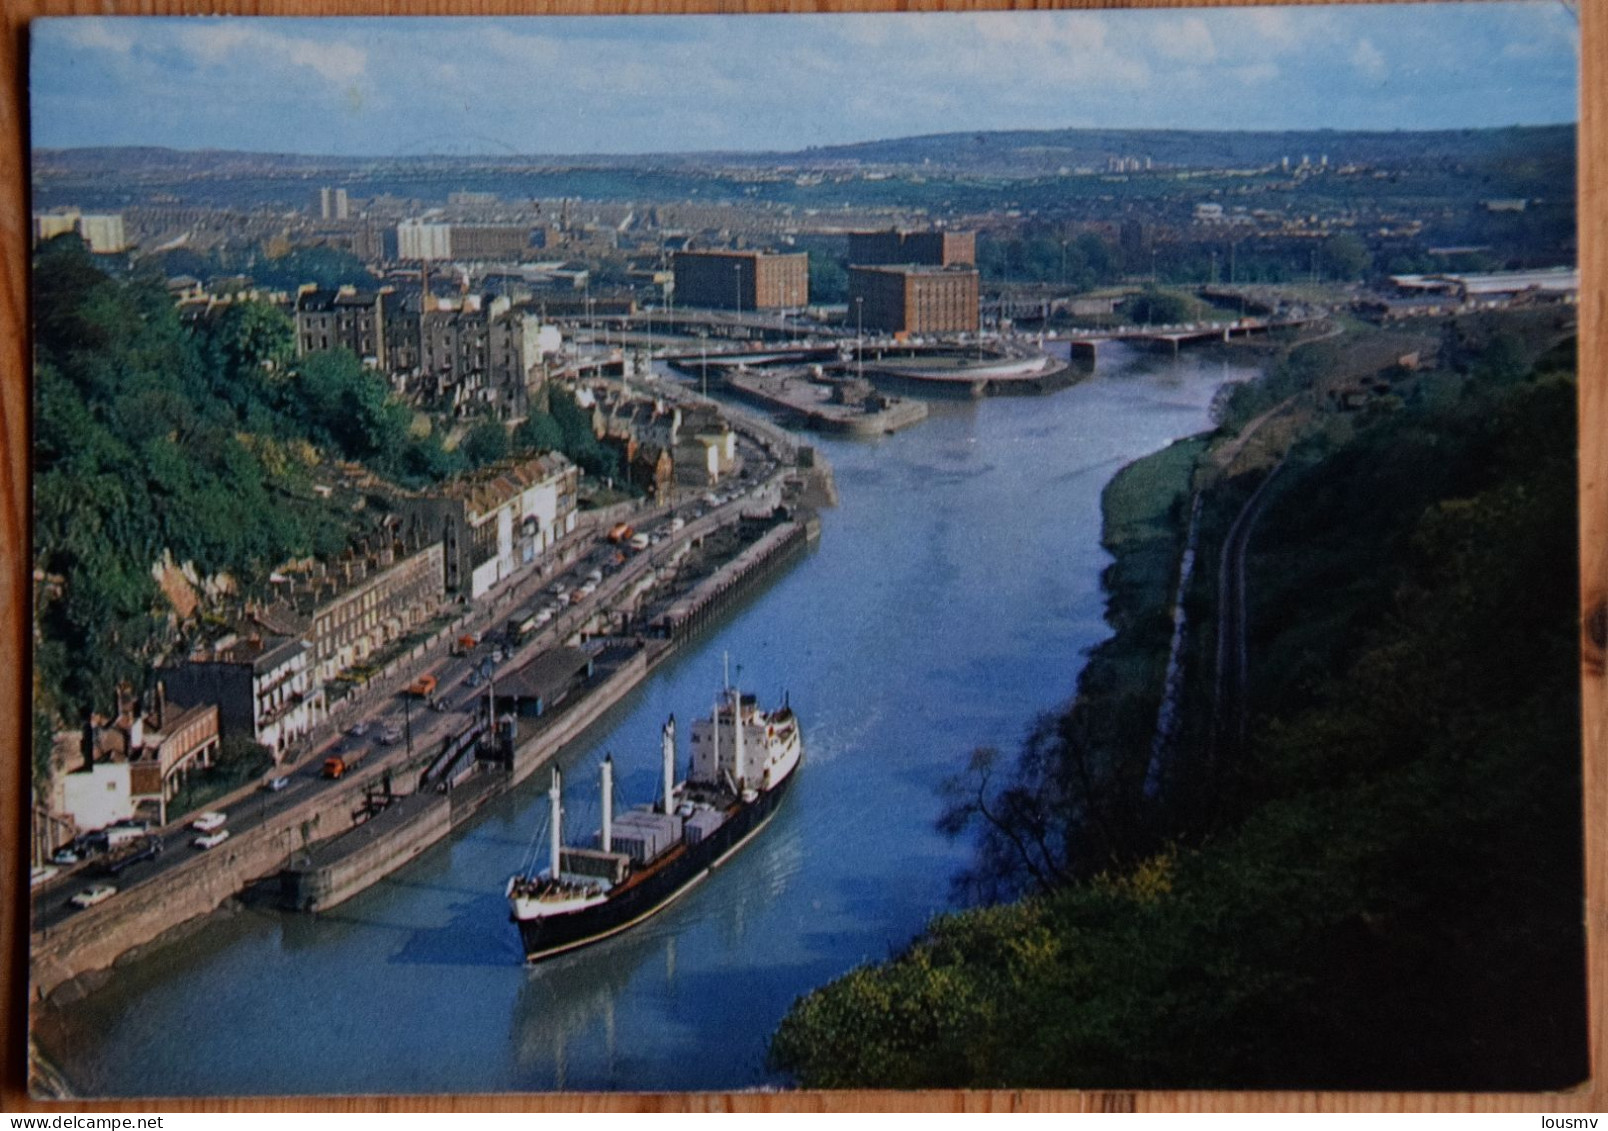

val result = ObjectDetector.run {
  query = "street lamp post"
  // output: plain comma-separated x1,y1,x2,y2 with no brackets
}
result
854,297,864,381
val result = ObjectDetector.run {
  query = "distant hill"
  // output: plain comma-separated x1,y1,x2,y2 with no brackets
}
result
33,123,1576,180
752,124,1577,174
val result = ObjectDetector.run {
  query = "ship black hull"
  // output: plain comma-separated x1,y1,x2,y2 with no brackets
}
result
514,770,796,963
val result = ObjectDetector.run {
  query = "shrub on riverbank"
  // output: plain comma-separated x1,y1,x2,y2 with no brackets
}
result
770,320,1583,1090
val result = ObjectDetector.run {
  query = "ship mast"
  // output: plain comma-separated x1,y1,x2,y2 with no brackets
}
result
601,756,612,853
548,768,563,879
661,716,676,815
732,678,745,789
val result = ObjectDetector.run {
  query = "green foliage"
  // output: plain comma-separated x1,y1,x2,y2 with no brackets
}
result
977,229,1118,289
292,349,410,460
30,237,358,723
460,419,512,468
774,327,1584,1091
938,438,1204,903
167,735,275,819
1214,337,1339,431
1122,287,1192,325
1318,232,1373,280
808,256,848,305
549,387,620,481
245,245,374,292
513,411,565,453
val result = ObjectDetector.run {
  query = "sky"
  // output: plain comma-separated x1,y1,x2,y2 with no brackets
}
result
29,3,1579,157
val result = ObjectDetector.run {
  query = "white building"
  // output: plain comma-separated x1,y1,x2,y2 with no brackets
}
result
31,210,127,252
57,762,136,832
78,214,128,253
398,219,453,261
397,454,580,598
162,635,323,760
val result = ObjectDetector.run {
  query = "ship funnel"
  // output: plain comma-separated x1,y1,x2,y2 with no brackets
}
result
661,715,676,815
549,769,563,879
601,755,613,853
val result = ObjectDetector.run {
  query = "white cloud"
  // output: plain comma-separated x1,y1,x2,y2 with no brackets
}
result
1240,8,1306,52
1351,38,1388,82
1152,16,1217,63
281,37,366,86
173,22,368,88
174,23,253,64
1231,62,1280,86
54,20,136,55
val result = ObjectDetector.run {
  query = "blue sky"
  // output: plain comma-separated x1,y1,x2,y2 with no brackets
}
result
30,3,1578,156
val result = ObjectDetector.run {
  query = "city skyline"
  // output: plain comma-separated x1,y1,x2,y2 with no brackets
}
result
31,3,1578,158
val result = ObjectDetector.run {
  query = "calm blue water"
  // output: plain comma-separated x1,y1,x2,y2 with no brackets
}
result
36,343,1258,1096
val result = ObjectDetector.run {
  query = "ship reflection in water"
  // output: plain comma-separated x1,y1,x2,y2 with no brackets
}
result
511,816,807,1091
508,671,802,964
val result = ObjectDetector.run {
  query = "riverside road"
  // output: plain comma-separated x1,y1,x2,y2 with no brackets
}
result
35,342,1267,1097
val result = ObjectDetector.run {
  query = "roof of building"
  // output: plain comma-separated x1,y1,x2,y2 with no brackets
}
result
184,633,307,675
496,646,593,704
674,248,806,262
297,287,383,313
851,263,980,276
432,453,576,516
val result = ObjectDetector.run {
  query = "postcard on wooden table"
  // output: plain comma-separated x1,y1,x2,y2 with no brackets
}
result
23,2,1587,1099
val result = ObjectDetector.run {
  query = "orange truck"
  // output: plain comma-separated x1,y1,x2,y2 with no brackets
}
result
608,522,634,544
408,673,438,698
323,747,368,779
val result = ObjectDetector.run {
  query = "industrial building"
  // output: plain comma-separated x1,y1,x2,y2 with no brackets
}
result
396,219,533,262
672,250,809,311
847,228,976,268
848,265,980,335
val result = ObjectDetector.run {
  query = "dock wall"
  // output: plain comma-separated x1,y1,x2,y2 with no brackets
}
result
33,813,303,1002
272,519,807,914
279,791,454,912
33,517,814,997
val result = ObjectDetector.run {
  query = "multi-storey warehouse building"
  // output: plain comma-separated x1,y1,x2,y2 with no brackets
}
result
672,250,809,311
396,219,533,262
848,265,981,335
847,228,976,268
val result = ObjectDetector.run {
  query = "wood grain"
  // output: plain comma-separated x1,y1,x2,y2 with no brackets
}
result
2,0,1599,1113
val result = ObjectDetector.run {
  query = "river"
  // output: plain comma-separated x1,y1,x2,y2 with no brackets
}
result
34,342,1260,1097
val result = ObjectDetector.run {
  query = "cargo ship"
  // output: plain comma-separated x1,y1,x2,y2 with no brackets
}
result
507,674,802,963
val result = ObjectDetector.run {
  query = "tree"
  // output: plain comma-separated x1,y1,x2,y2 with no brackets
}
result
1319,233,1373,281
205,300,296,390
460,419,511,468
1124,287,1191,325
291,349,410,461
513,411,565,453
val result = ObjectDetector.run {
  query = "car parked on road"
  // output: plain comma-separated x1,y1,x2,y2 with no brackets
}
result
264,775,291,792
69,883,117,909
51,847,81,865
191,811,227,833
192,830,231,850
